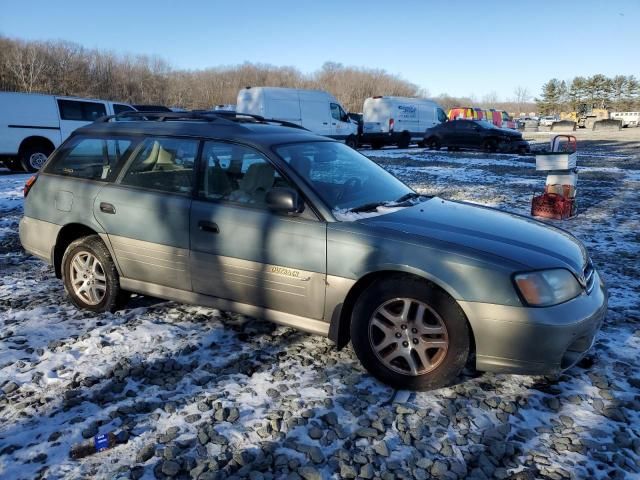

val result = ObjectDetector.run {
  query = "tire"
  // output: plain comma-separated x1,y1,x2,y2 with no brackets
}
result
345,135,358,149
483,139,497,153
371,141,383,150
62,235,130,313
350,275,470,390
426,137,441,150
417,141,425,148
397,132,411,149
20,144,53,172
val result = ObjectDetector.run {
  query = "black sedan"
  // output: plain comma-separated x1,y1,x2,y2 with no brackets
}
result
424,119,530,154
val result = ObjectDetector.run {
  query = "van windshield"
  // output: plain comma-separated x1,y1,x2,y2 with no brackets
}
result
275,142,416,217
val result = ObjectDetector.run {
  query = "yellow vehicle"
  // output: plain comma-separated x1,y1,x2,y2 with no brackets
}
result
560,105,608,129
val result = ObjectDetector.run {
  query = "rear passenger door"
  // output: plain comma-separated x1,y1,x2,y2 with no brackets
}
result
94,136,198,290
57,99,108,141
189,141,327,319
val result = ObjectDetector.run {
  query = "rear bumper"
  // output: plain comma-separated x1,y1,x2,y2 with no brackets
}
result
19,216,59,264
460,270,607,375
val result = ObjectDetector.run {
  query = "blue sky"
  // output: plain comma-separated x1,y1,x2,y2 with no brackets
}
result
1,0,638,100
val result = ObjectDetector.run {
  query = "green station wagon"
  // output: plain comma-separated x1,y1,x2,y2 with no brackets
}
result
19,112,607,390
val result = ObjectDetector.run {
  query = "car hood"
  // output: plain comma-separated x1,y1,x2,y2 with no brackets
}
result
359,198,587,273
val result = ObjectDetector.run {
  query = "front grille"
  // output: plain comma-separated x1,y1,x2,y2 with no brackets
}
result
583,258,595,294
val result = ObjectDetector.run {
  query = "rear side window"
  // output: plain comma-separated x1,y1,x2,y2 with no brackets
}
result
120,137,198,195
47,137,135,180
58,100,107,121
113,104,135,115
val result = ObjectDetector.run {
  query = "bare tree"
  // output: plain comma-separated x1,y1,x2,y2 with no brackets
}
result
514,86,531,113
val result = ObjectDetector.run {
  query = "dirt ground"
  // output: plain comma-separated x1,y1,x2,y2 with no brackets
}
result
0,129,639,480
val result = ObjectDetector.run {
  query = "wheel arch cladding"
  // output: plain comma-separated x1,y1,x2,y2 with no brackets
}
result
54,224,100,278
329,270,476,353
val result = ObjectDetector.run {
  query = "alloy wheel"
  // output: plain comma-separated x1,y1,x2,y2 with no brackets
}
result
70,251,107,305
368,297,449,376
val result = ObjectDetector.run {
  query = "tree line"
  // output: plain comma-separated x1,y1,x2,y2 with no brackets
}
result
536,74,640,115
0,36,426,112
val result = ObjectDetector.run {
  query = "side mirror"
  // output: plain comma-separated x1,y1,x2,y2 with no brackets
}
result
266,187,303,213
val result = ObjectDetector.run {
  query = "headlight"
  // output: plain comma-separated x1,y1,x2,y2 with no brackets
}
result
514,269,582,307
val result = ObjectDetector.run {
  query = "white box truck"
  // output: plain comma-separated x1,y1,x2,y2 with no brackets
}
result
236,87,358,146
0,92,135,171
362,96,448,149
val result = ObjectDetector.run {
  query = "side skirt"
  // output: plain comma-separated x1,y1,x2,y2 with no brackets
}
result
120,277,330,336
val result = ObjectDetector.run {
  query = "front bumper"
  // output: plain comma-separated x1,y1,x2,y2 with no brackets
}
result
459,269,607,375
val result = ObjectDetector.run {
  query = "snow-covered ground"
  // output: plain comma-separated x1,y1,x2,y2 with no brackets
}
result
1,137,639,480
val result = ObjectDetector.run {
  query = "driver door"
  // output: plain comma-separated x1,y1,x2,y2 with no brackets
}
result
189,141,327,319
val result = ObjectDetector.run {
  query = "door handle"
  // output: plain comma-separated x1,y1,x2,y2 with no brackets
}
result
322,122,328,125
332,123,336,125
198,220,220,234
99,202,116,214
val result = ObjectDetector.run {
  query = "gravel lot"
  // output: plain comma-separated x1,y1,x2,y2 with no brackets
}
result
1,130,639,480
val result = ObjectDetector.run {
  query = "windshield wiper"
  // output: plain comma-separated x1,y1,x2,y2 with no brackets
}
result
349,201,388,213
348,193,424,213
395,192,422,203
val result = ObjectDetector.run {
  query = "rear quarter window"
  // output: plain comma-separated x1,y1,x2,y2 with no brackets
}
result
46,136,137,181
57,100,107,121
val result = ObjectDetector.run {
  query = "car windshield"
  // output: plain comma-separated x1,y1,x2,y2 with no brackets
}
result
274,141,415,214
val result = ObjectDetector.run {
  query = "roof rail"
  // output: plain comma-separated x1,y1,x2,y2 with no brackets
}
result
96,110,307,131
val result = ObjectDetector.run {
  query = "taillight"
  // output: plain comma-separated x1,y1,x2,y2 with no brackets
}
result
389,118,394,132
24,175,37,197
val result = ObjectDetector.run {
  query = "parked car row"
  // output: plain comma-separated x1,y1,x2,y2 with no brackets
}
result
1,88,531,173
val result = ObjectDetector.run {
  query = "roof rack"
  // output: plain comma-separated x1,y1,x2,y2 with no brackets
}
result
96,110,307,131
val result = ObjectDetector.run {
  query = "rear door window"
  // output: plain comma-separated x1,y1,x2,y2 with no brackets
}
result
46,136,136,180
119,137,199,195
58,100,107,121
437,108,448,123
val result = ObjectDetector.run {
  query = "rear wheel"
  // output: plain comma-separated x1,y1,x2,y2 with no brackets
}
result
371,141,383,150
426,137,441,150
20,144,53,172
397,132,411,149
62,235,130,312
483,139,497,153
345,135,358,149
350,276,470,390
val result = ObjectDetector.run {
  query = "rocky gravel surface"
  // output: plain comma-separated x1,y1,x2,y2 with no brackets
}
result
1,134,639,479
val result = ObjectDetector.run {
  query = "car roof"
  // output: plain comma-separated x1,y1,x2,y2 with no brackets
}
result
72,118,333,148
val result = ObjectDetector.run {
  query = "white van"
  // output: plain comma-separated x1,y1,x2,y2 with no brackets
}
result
362,96,448,149
236,87,358,146
0,92,136,171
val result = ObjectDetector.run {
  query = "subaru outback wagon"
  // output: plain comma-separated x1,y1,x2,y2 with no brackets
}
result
19,112,607,390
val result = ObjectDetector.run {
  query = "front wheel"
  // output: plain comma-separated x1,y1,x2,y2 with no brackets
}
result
350,276,470,390
345,135,358,149
62,235,130,312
